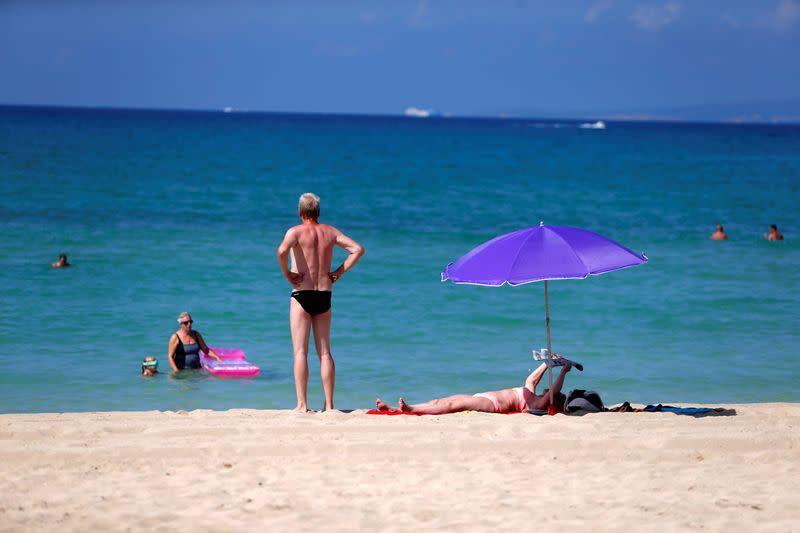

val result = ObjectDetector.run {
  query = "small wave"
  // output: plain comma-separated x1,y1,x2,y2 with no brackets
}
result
526,121,605,129
527,123,568,128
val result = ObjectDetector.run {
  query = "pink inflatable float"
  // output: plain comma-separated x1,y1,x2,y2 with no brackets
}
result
200,347,260,378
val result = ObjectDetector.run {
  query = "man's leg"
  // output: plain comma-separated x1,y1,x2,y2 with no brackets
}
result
311,309,335,411
399,394,495,415
290,298,312,412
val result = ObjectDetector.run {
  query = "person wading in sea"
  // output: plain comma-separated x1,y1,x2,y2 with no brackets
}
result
277,193,364,412
710,224,728,240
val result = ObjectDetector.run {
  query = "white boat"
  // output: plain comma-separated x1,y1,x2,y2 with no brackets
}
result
404,107,436,118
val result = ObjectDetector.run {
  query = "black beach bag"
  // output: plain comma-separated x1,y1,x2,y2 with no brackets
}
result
565,389,604,414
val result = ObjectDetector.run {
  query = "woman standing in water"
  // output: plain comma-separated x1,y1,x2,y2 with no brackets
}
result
167,312,221,372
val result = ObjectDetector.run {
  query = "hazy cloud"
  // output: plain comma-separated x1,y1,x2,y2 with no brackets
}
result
720,12,740,29
535,30,557,48
765,0,800,31
410,0,432,29
359,11,378,25
630,2,682,31
585,1,613,23
314,41,361,58
53,48,75,67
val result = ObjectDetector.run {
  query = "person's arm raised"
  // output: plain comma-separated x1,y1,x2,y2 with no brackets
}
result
550,364,571,397
329,231,364,283
277,228,304,287
524,363,548,393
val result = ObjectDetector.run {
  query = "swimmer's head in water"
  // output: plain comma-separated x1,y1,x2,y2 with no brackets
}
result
142,357,158,376
51,254,70,267
771,224,778,231
716,224,724,232
298,192,320,220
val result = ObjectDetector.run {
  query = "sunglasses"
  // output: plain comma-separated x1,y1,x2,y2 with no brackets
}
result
181,320,193,325
142,360,158,373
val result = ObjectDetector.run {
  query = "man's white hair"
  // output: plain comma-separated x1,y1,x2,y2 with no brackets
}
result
298,192,320,219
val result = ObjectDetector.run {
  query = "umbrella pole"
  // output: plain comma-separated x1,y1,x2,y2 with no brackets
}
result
545,280,554,412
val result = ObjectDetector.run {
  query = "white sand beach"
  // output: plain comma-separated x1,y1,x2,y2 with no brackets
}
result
1,404,799,531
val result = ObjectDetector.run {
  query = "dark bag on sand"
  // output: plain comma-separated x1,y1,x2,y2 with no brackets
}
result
566,389,604,414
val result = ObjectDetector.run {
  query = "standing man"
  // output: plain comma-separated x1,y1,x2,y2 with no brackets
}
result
277,193,364,412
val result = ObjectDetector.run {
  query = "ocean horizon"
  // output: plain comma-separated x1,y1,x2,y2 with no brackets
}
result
4,102,800,126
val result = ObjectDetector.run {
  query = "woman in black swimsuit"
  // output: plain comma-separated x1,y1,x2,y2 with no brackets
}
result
167,312,221,372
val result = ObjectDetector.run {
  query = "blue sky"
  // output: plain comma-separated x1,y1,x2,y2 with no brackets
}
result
1,1,799,119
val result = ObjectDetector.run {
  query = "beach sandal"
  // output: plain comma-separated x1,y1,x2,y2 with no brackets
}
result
532,349,583,371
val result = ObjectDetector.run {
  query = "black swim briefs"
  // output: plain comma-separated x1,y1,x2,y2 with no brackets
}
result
291,290,332,315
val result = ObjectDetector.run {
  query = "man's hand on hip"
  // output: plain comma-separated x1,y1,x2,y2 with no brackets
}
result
287,271,304,286
329,266,344,283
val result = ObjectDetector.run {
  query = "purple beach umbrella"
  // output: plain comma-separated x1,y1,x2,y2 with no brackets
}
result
441,223,648,413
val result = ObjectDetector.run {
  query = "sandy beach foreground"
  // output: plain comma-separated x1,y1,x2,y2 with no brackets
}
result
1,404,798,532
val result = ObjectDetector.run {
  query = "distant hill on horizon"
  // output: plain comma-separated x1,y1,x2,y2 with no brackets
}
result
500,100,800,124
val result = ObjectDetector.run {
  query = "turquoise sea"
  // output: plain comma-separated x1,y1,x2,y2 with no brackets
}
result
1,105,798,413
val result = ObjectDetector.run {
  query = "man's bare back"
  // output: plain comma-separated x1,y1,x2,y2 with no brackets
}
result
287,223,343,291
280,221,363,291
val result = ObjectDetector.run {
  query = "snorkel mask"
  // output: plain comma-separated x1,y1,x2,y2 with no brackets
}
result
141,359,159,374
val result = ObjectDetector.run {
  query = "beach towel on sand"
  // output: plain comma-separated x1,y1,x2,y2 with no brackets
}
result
642,404,724,415
607,402,725,415
366,409,421,416
365,409,526,416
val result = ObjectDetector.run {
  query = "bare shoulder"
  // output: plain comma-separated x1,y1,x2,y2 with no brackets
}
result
319,224,342,236
287,224,305,234
284,224,307,241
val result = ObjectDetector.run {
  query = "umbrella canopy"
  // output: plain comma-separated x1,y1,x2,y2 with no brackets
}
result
441,223,647,286
441,223,647,414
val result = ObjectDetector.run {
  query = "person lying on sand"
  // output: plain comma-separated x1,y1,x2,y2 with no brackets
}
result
375,358,572,415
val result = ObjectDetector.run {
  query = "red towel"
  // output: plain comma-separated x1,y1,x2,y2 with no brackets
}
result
365,409,516,416
366,409,421,416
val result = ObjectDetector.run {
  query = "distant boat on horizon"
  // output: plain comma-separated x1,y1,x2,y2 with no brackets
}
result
579,120,606,129
404,107,440,118
223,107,233,113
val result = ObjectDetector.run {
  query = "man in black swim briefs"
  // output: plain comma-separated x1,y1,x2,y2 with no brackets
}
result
277,193,364,412
290,290,332,316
